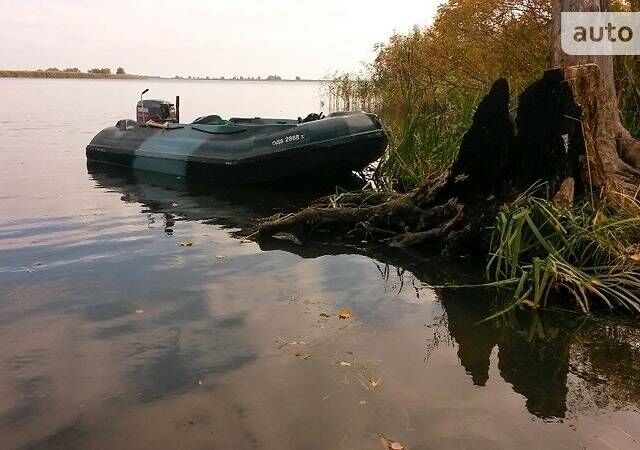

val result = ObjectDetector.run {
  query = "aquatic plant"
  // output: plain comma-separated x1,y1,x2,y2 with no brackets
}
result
373,94,479,191
487,190,640,313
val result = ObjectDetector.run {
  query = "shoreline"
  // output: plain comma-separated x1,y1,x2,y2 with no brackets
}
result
0,70,324,82
0,70,146,79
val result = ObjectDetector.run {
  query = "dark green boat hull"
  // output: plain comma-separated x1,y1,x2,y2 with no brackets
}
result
86,112,387,183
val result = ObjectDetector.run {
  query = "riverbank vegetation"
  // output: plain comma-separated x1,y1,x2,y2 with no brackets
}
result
326,0,553,190
327,1,640,191
263,0,640,315
488,190,640,313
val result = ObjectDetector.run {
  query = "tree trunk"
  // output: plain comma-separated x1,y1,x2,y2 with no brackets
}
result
551,0,640,170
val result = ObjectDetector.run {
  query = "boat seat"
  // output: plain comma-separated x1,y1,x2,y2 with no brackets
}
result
116,119,138,131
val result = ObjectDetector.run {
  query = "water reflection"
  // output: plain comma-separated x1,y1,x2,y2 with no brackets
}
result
87,160,363,231
87,164,640,424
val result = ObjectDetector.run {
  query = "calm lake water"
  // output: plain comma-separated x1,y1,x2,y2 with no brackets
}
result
1,78,640,450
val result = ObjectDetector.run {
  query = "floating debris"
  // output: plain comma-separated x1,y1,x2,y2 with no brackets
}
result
179,241,193,247
25,261,46,273
338,309,352,319
379,434,404,450
135,309,144,314
369,376,382,389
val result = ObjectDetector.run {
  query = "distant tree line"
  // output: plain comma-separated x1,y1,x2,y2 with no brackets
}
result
172,74,305,81
36,67,126,75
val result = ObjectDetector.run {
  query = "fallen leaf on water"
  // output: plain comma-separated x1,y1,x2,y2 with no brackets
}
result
338,361,352,367
379,434,404,450
338,309,352,319
215,254,226,260
359,400,366,405
370,376,382,389
179,241,193,247
303,354,311,360
135,309,144,314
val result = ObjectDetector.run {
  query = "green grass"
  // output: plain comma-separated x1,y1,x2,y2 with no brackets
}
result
369,94,480,191
487,189,640,314
324,75,480,191
617,57,640,138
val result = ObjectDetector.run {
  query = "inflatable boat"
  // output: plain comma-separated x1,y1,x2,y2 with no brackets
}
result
86,95,387,184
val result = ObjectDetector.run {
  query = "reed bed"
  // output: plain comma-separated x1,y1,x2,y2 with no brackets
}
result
487,189,640,313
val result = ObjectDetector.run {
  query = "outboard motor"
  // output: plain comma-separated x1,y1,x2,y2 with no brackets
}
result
136,99,177,124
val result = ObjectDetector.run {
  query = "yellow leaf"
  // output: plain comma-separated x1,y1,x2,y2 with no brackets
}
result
338,309,352,319
369,376,382,389
179,241,193,247
520,299,539,309
593,210,607,226
378,434,403,450
630,253,640,262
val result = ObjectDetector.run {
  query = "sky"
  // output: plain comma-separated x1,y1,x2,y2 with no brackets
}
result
0,0,442,79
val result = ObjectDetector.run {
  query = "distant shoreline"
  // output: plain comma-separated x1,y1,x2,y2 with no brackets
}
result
0,70,146,79
0,70,324,82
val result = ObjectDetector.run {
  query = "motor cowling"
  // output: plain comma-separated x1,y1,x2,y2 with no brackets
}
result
136,99,177,124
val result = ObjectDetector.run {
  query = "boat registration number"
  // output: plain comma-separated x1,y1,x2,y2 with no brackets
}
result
272,134,305,147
